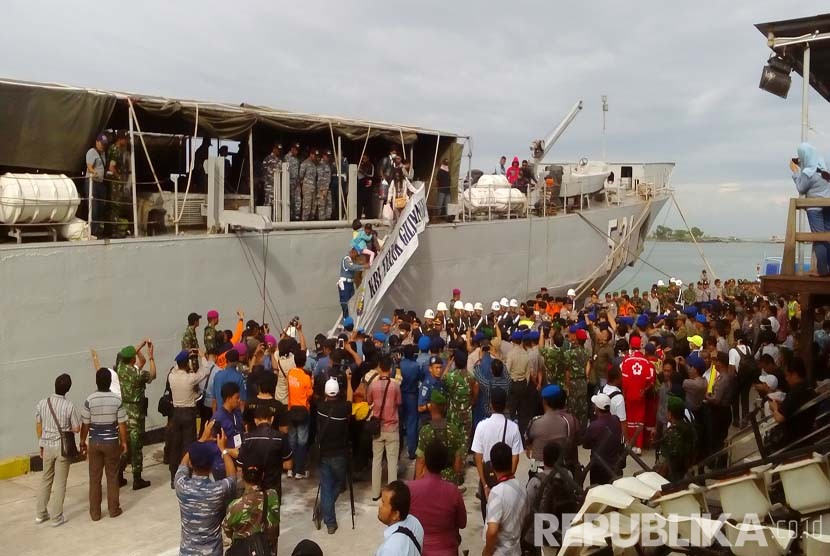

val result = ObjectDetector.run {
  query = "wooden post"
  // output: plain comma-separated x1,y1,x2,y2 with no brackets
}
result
782,198,798,275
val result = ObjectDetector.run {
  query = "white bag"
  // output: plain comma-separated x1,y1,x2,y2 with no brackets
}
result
381,203,394,225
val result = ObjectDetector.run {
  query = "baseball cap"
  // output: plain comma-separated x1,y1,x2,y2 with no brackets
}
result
429,355,443,366
575,329,588,341
591,393,611,410
343,316,354,329
541,384,562,400
373,332,387,343
234,342,248,357
263,334,277,346
688,335,704,348
381,317,392,325
695,314,707,324
188,441,215,470
174,350,190,365
629,336,642,349
324,378,340,397
96,133,109,144
206,310,219,319
418,336,431,351
688,355,707,373
759,373,778,390
644,343,656,355
452,288,461,296
188,312,202,322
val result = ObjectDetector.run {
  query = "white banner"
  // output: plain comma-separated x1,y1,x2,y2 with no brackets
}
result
355,184,429,331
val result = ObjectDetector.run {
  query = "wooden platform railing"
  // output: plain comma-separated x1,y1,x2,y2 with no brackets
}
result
781,197,830,274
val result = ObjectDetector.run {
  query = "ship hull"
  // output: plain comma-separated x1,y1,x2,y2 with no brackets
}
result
0,197,666,458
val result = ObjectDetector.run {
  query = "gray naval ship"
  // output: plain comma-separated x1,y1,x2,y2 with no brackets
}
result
0,80,671,459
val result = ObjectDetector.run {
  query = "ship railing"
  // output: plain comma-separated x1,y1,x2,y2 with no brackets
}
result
780,197,830,275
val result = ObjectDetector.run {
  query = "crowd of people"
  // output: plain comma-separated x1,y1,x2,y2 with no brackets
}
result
33,274,830,555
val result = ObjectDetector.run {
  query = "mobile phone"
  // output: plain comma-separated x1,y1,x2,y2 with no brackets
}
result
792,158,799,165
211,421,222,437
337,338,345,350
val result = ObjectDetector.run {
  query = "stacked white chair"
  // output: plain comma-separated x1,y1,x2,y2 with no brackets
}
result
722,521,795,556
802,531,830,556
770,453,830,514
652,483,708,517
706,465,773,521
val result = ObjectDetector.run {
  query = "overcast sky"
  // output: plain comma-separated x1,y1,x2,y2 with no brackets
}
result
3,1,830,237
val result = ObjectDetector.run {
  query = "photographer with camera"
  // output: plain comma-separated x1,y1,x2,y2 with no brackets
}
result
116,339,156,491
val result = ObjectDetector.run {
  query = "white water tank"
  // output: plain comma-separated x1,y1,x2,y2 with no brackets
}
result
0,173,80,224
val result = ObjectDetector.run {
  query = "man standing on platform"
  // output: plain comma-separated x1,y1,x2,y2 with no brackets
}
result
299,150,319,221
620,336,654,455
116,340,156,490
284,143,301,220
261,142,283,208
316,151,333,220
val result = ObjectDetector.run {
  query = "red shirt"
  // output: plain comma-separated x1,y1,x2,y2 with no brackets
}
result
407,473,467,555
366,375,401,432
620,353,655,402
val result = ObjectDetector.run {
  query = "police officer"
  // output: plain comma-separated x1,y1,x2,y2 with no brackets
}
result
116,340,157,490
417,355,444,425
316,151,332,220
182,312,201,350
283,143,301,220
299,150,319,221
261,143,283,207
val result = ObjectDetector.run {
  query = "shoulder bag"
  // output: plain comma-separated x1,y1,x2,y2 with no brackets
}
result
46,397,81,461
157,369,174,418
366,379,391,439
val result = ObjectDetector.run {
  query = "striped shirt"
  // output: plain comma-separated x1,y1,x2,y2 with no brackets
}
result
81,391,127,443
35,394,80,450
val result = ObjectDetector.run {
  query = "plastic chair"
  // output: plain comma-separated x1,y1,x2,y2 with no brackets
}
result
650,513,726,550
771,453,830,514
633,471,668,492
707,465,773,521
722,521,795,556
571,484,636,525
556,521,610,556
653,483,708,517
613,476,659,500
802,531,830,556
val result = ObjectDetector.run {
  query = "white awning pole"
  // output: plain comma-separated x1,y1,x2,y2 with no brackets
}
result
248,129,255,214
127,99,164,196
128,104,138,237
425,133,441,201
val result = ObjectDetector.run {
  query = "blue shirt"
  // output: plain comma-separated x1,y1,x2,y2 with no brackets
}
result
399,358,423,395
340,256,363,280
418,374,443,411
211,365,247,405
213,406,244,448
416,352,431,377
174,464,236,556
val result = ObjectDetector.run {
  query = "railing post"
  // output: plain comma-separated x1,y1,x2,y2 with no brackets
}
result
87,175,93,234
782,198,798,275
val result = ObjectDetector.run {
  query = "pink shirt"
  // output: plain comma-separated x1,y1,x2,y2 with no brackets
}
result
408,473,467,555
366,375,401,432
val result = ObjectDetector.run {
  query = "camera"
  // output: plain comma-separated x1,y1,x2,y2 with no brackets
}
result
290,316,300,327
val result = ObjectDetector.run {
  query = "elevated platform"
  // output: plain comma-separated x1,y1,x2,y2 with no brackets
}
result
761,274,830,298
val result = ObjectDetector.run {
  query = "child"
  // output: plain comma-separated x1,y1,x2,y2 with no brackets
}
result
351,222,376,265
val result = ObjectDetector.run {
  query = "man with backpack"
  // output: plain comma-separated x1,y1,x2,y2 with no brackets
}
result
728,330,757,428
521,442,580,555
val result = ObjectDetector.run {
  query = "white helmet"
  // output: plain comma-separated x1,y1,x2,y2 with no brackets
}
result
499,297,509,307
669,277,677,284
453,300,464,310
464,302,474,312
567,288,576,297
491,301,501,311
657,280,665,287
424,308,435,319
676,280,683,287
509,298,518,308
473,302,484,311
436,301,448,312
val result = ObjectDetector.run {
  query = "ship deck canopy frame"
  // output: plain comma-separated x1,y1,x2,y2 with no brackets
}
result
0,77,466,212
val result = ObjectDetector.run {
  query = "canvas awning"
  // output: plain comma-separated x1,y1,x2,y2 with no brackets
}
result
0,78,462,173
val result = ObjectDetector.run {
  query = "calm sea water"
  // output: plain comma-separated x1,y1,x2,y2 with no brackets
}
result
605,241,783,292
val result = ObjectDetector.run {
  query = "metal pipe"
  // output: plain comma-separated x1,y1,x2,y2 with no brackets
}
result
128,106,138,237
87,175,93,233
248,130,255,214
337,136,343,220
269,218,382,231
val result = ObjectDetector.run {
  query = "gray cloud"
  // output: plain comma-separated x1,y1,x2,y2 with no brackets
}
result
3,0,830,237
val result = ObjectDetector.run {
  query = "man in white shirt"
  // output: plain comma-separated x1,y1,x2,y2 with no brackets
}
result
375,481,424,556
472,388,524,519
600,368,627,433
483,442,527,556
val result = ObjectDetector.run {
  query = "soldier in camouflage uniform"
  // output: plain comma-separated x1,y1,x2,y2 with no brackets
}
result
442,355,473,448
204,309,219,353
299,151,318,221
564,331,591,430
223,471,280,555
261,143,283,207
182,312,201,350
416,391,466,483
105,133,131,237
116,341,156,489
316,151,333,220
541,341,567,388
283,143,301,220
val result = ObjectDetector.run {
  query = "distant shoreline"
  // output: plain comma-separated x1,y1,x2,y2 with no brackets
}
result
647,237,784,244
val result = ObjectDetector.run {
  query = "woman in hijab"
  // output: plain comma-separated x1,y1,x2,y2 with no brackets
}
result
791,142,830,275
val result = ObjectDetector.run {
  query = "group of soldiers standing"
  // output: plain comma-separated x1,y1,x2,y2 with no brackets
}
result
260,143,342,221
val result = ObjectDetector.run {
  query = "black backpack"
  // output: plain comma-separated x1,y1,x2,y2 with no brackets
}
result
736,345,759,389
522,468,580,546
